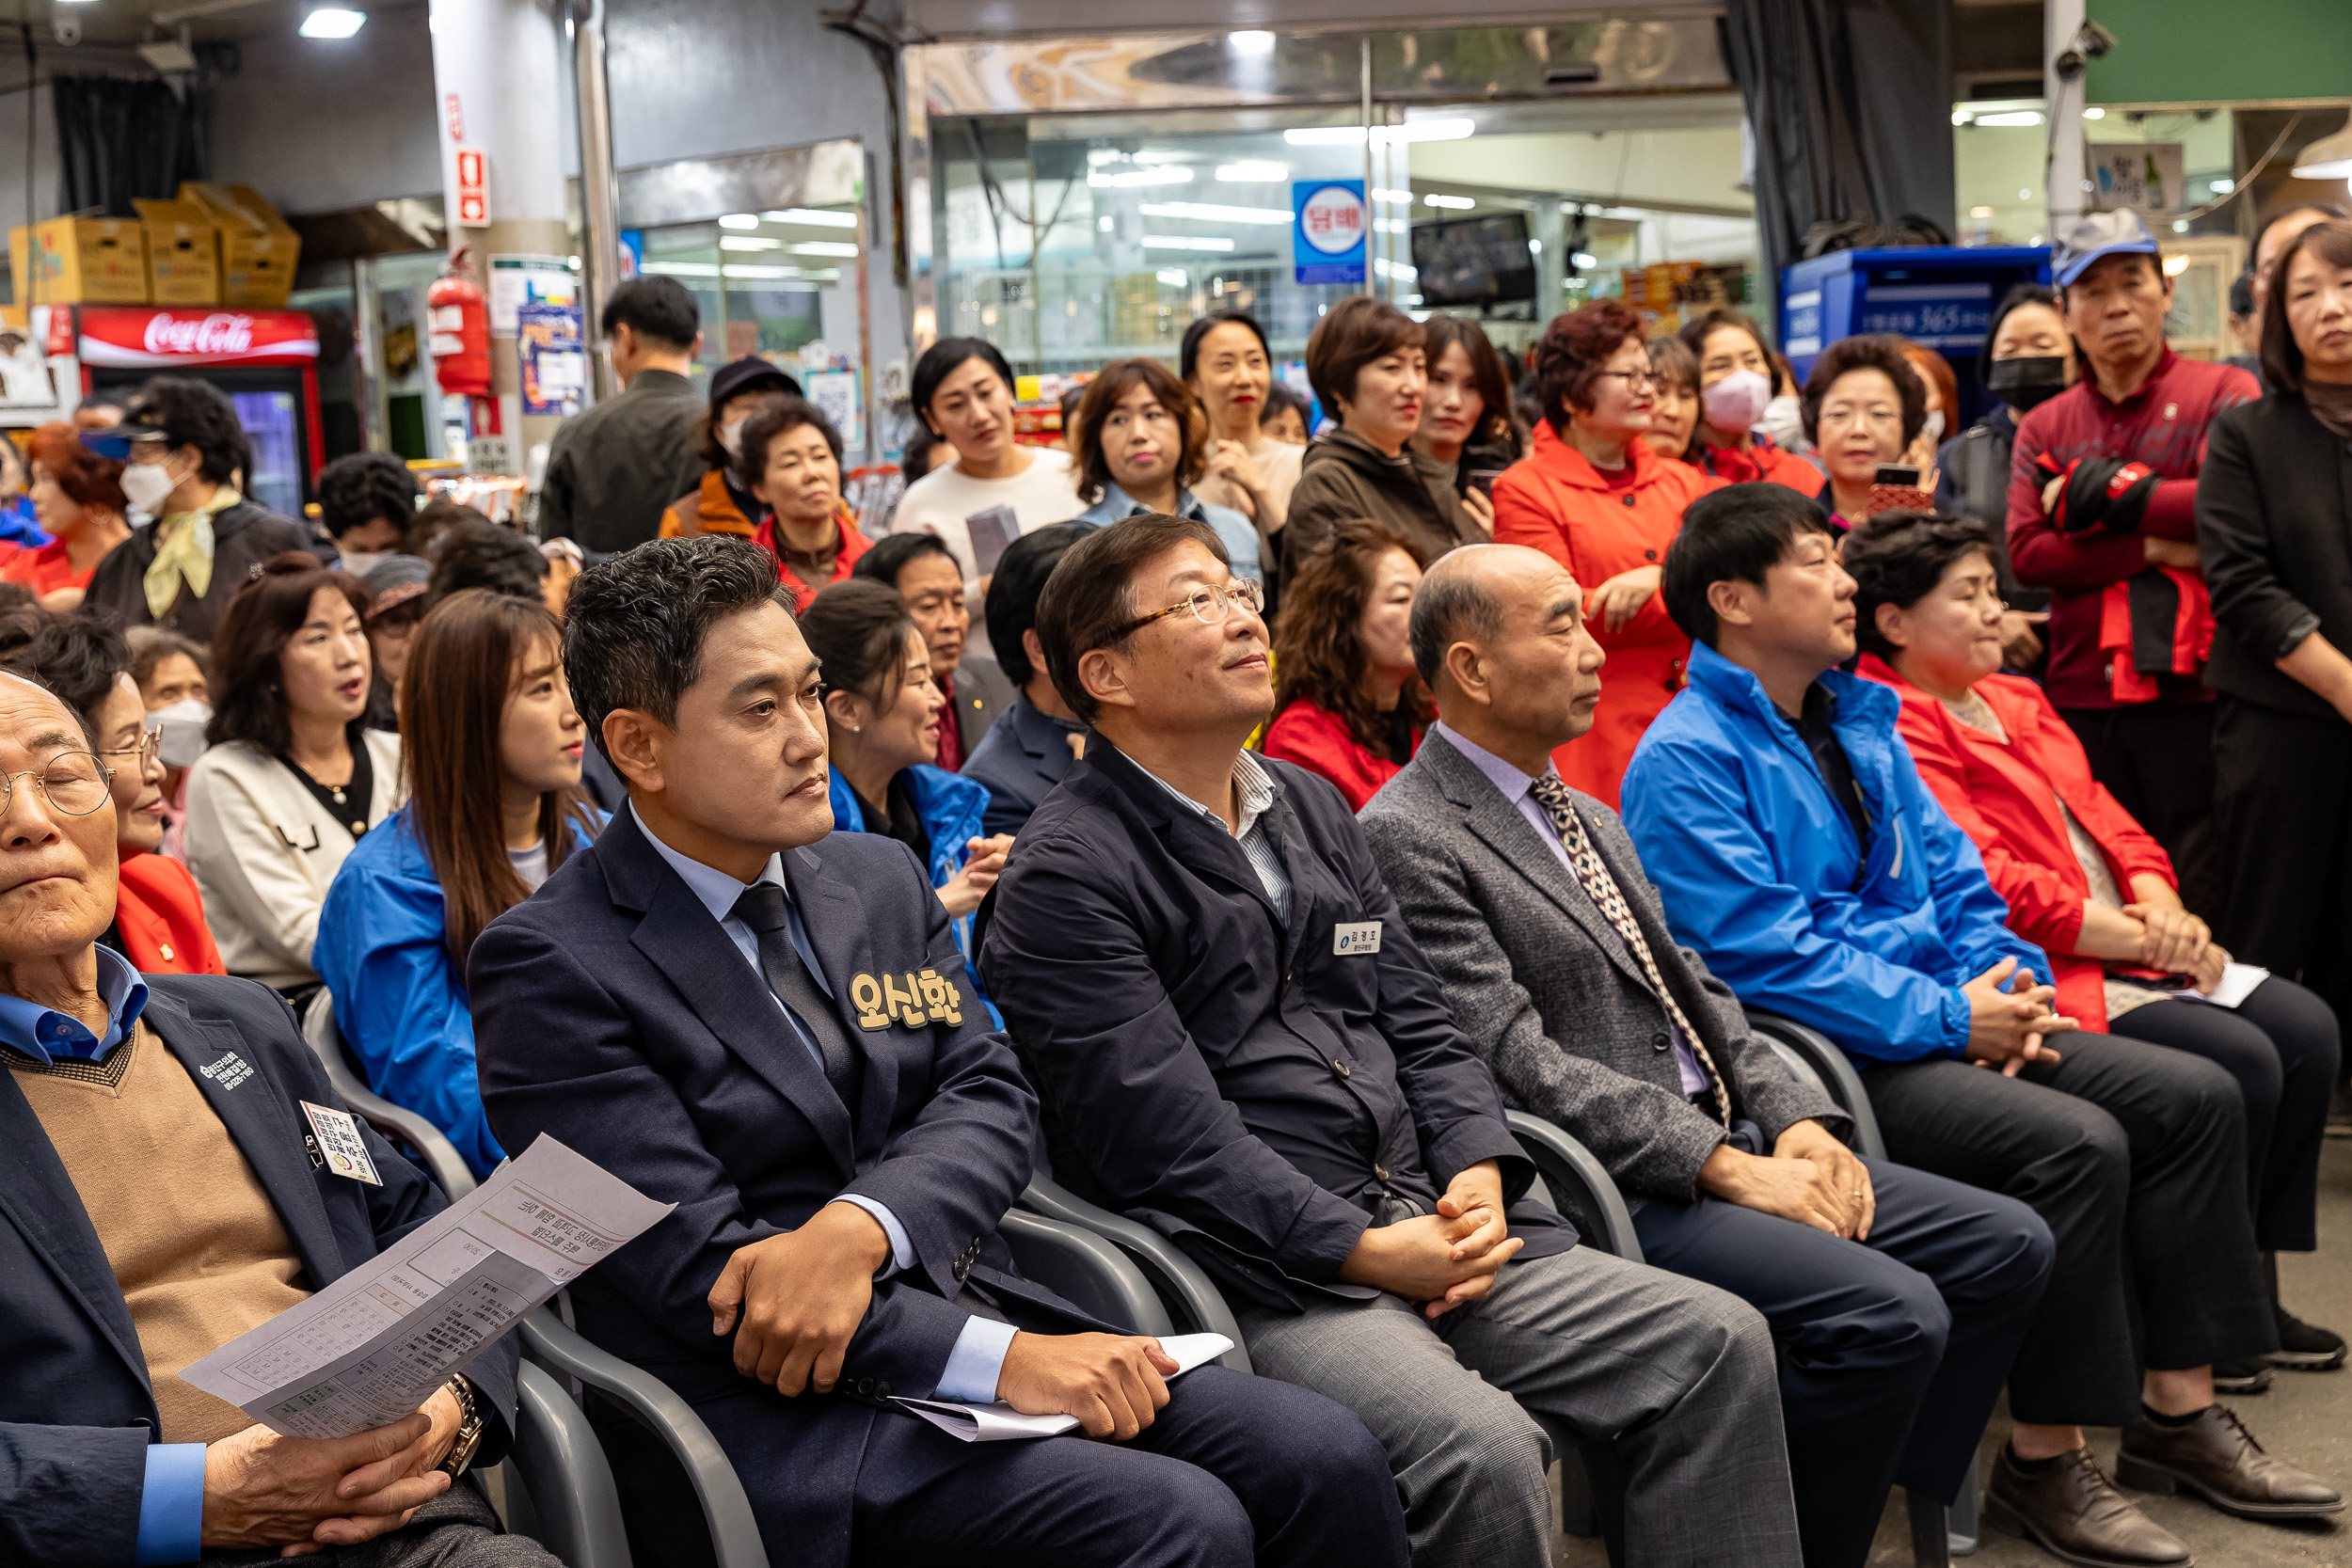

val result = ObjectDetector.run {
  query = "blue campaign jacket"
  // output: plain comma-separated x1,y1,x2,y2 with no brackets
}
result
316,805,602,1178
469,809,1103,1568
0,975,518,1566
1619,641,2046,1064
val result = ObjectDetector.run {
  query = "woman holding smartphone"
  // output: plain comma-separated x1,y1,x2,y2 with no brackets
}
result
1414,313,1521,508
1490,298,1717,806
1801,334,1933,528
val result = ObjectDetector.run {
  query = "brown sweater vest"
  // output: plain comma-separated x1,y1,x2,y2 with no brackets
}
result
8,1021,312,1442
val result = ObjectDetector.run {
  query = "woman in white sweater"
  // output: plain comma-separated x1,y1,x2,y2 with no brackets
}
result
185,552,405,995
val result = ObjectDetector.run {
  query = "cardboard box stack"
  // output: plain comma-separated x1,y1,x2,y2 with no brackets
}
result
180,183,300,308
8,216,149,306
7,186,299,309
135,198,223,306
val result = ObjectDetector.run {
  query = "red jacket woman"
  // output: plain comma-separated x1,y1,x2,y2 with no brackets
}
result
1261,519,1429,811
114,850,228,976
1262,700,1415,812
1858,653,2173,1030
1493,416,1717,806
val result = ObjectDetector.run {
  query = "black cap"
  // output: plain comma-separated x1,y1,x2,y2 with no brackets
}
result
708,356,802,409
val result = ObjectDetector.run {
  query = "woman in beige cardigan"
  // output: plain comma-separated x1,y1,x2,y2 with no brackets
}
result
184,554,405,998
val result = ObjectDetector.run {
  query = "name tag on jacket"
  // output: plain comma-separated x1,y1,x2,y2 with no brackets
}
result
1332,921,1382,957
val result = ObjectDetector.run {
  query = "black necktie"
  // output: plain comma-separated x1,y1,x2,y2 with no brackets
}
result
730,883,863,1107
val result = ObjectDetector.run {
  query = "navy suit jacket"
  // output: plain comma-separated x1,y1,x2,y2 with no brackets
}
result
961,692,1083,837
0,974,519,1567
981,741,1574,1312
469,808,1098,1561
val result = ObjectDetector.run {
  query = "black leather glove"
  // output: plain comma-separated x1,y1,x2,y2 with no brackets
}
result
2034,451,2159,536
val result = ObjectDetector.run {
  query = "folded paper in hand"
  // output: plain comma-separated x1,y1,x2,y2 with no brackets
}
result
893,1333,1233,1442
2186,962,2269,1010
181,1136,673,1439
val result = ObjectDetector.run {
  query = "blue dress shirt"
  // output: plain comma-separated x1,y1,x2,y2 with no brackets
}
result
630,805,1015,1403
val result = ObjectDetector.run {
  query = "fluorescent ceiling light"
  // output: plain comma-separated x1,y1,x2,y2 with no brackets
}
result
1138,200,1292,226
2210,178,2235,194
1974,110,2042,128
2293,111,2352,179
642,261,720,277
1230,30,1276,55
1284,118,1475,148
1422,193,1476,210
1214,161,1289,183
1371,188,1414,205
1089,166,1194,188
1374,258,1417,279
720,236,781,251
2083,106,2106,119
1951,109,1972,126
718,213,761,230
1142,235,1236,252
1155,268,1190,286
723,264,807,280
298,8,366,39
790,241,861,257
761,208,859,229
1572,251,1599,269
1133,149,1194,165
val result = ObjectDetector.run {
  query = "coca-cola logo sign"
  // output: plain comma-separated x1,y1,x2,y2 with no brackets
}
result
76,306,319,369
143,312,257,356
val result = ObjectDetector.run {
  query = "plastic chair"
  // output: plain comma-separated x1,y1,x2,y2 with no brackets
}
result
494,1359,633,1568
997,1208,1176,1337
1019,1173,1253,1371
519,1307,771,1568
300,989,478,1199
1743,1008,1978,1561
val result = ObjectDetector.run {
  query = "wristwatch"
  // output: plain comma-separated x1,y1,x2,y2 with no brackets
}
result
437,1374,486,1479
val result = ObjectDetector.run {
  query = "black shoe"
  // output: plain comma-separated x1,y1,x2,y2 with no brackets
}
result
2265,1306,2348,1370
2213,1355,2272,1394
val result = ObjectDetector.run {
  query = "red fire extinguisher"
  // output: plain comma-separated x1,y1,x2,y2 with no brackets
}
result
428,247,492,398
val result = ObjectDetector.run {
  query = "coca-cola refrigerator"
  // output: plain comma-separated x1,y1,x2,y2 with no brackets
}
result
72,306,326,519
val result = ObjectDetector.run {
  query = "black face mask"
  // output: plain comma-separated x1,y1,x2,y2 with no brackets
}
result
1987,356,2068,411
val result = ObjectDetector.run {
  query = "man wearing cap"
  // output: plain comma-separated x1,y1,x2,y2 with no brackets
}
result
538,276,708,556
660,356,805,542
2007,212,2259,923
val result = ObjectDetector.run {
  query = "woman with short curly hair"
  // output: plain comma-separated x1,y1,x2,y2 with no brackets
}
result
1260,520,1430,809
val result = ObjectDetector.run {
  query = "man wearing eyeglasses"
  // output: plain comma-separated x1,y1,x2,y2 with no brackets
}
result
983,513,1802,1568
8,616,222,975
0,667,548,1567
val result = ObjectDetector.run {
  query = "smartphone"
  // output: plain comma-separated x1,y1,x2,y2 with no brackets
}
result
1871,465,1921,486
1867,464,1933,516
1467,468,1505,500
964,504,1020,578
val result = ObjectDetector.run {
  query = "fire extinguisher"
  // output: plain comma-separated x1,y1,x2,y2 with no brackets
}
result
428,247,492,398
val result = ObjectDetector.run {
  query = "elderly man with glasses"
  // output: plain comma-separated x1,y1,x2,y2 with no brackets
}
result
0,668,550,1567
982,512,1803,1568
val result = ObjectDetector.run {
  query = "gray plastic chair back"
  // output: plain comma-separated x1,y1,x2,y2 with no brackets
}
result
998,1209,1176,1336
1503,1111,1644,1262
506,1359,632,1568
1019,1174,1253,1372
1745,1008,1888,1158
299,990,479,1197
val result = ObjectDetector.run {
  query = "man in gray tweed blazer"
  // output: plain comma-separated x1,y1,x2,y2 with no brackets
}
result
1361,544,2054,1568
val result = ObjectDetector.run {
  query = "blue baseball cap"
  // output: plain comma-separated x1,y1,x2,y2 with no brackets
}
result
2053,210,2160,288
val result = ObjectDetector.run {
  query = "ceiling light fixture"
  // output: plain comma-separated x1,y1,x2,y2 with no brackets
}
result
1230,30,1275,55
1422,193,1476,210
761,208,860,229
1973,110,2043,128
2292,110,2352,180
1284,118,1474,148
1089,166,1195,188
1138,200,1292,226
298,7,366,39
1214,162,1290,183
718,213,761,230
1141,235,1236,252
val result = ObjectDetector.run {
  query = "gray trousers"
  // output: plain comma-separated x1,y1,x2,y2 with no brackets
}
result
197,1479,562,1568
1235,1244,1800,1568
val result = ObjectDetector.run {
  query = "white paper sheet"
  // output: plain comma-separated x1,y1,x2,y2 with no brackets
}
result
2185,962,2269,1009
181,1136,673,1439
891,1332,1234,1443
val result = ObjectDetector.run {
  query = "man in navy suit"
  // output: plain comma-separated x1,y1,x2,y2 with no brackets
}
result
469,536,1406,1568
0,670,542,1567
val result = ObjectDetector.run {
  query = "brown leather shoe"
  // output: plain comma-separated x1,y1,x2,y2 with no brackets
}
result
2118,1405,2345,1519
1983,1445,2191,1567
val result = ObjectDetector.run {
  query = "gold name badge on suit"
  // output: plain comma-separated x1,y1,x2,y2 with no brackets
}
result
850,966,965,1031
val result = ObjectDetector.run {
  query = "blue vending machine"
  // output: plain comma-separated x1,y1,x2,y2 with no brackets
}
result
1780,245,2051,425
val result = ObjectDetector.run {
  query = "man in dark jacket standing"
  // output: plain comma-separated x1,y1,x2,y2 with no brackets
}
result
537,276,707,555
984,513,1801,1568
83,376,330,642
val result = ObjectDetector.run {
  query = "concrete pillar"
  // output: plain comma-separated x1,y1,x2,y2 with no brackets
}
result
428,0,574,474
2045,0,2088,240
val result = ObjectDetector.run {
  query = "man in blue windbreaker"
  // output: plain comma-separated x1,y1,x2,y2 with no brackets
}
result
1622,484,2340,1568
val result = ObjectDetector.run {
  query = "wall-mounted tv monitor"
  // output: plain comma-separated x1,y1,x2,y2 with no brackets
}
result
1410,212,1537,309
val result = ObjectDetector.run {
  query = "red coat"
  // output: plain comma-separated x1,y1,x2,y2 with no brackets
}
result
1689,434,1820,494
114,850,227,976
752,502,872,613
1261,700,1413,812
1859,654,2175,1031
1491,421,1720,807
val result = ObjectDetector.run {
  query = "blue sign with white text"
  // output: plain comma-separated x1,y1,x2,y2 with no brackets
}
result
1293,181,1367,287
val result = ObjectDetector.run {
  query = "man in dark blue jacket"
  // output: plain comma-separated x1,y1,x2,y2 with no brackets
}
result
0,670,541,1567
1623,484,2340,1568
961,522,1089,836
984,513,1802,1568
469,536,1405,1568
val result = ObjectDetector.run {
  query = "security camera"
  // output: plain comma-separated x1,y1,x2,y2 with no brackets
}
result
2055,20,2119,80
52,13,82,45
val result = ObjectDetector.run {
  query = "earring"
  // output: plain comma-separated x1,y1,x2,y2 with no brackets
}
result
849,724,862,734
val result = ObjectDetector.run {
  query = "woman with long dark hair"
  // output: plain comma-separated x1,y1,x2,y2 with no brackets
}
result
183,553,402,996
316,589,598,1175
1261,520,1429,809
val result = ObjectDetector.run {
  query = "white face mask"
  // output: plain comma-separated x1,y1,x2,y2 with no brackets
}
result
1756,393,1806,451
719,418,749,459
120,460,179,518
148,698,213,769
1922,409,1947,446
1699,368,1773,433
337,549,389,580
